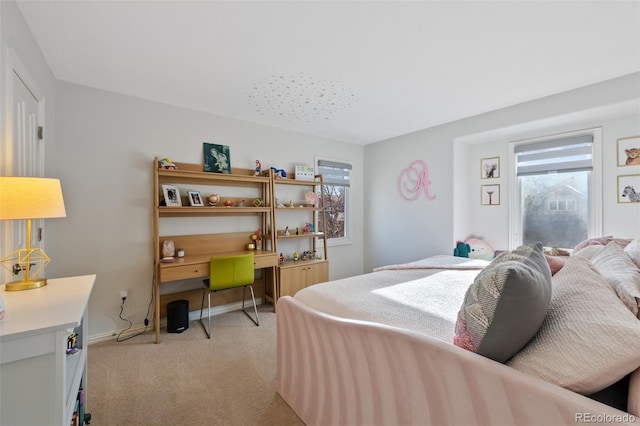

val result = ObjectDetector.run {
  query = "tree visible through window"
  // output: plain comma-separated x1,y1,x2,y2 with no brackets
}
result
316,159,351,242
320,185,346,239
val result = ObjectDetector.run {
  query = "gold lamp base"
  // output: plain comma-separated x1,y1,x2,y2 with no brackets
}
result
5,278,48,291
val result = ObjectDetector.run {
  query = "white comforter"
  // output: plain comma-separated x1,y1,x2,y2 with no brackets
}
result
294,256,489,342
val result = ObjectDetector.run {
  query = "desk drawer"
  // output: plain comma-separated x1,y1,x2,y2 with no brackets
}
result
254,254,278,268
160,263,208,282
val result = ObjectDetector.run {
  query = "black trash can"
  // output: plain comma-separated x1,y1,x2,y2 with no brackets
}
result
167,300,189,333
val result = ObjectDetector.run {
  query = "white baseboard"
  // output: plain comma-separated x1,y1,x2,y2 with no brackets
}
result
88,298,264,345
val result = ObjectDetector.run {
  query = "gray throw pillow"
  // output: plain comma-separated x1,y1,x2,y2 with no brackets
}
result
453,242,552,363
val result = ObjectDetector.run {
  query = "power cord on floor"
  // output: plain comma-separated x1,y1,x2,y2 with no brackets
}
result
116,296,148,342
116,272,155,342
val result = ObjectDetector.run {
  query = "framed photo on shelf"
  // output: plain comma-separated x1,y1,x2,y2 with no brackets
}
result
617,174,640,203
188,191,204,206
481,184,500,206
481,157,500,179
203,142,231,174
162,184,182,207
617,136,640,166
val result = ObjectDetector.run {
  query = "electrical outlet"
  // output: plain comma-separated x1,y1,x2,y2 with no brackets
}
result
120,290,128,300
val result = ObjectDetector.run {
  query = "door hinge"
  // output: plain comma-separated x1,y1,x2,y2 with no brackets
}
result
38,126,44,140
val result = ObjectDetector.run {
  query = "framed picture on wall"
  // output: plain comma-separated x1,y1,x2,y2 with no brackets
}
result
617,136,640,166
481,184,500,206
617,174,640,203
203,142,231,174
188,191,204,206
480,157,500,179
162,184,182,207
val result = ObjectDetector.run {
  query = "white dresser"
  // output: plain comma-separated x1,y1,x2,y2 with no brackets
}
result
0,275,95,425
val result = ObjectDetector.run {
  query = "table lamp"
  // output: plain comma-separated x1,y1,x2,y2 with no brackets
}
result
0,177,66,291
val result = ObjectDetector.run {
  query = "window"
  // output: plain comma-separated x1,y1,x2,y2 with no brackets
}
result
510,130,602,249
316,158,352,244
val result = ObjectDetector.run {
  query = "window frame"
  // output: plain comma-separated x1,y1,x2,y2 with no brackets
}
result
508,128,602,250
315,156,352,247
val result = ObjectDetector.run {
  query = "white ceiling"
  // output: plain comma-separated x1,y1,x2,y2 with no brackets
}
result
16,1,640,145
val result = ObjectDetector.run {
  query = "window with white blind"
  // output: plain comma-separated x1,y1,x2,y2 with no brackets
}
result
316,158,352,244
509,129,602,249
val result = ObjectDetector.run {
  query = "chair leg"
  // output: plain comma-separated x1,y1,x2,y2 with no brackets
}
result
242,284,259,326
200,289,212,339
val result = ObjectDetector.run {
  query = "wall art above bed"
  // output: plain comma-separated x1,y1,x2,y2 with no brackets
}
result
481,156,500,179
618,174,640,203
397,159,436,201
481,184,500,206
617,136,640,167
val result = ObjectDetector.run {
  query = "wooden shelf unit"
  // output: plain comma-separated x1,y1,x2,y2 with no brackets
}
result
272,174,329,301
152,158,277,343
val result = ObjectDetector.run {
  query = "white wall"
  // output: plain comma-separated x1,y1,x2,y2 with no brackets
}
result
0,0,57,279
364,73,640,271
53,81,364,338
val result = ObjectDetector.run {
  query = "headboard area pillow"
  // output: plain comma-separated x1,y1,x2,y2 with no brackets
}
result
624,236,640,269
507,255,640,394
590,241,640,317
453,242,552,363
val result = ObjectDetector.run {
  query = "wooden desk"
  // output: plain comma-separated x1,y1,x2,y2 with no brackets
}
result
154,240,278,343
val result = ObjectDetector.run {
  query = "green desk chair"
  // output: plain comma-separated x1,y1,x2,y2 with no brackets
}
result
200,252,259,339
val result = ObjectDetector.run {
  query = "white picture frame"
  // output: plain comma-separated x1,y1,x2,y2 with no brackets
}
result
188,191,204,206
617,174,640,203
162,184,182,207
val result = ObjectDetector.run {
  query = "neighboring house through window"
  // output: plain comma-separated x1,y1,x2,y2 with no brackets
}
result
316,158,352,245
509,129,602,249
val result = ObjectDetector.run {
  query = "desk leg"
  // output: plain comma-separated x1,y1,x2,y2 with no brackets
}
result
271,266,277,313
154,270,161,343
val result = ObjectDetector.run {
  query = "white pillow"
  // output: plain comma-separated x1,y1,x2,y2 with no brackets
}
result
507,255,640,394
571,244,603,260
591,241,640,317
624,236,640,269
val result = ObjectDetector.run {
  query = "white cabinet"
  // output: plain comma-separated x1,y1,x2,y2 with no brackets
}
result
0,275,95,425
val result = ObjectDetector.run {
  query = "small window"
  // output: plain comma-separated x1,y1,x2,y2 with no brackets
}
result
510,130,602,249
316,158,352,245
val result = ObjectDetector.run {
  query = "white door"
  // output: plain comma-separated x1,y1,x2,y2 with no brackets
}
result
1,71,45,282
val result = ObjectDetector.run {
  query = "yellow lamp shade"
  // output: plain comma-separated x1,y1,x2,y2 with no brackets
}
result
0,177,66,220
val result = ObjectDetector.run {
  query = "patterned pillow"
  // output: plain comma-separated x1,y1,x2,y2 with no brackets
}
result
453,242,552,363
508,255,640,394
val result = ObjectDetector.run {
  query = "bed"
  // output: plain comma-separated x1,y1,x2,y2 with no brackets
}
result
276,239,640,425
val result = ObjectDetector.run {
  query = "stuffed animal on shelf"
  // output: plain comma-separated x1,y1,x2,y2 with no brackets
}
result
453,240,471,258
466,237,495,261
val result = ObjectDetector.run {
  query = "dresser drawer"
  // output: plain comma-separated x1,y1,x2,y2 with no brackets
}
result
160,263,208,282
254,253,278,268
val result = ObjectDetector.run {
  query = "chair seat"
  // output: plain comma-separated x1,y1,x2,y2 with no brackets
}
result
200,253,259,338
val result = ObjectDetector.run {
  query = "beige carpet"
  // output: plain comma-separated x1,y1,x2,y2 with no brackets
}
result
87,305,304,425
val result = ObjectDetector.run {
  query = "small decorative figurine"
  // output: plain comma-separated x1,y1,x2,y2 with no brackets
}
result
288,200,294,208
279,253,284,264
284,226,290,236
255,160,262,176
162,240,176,258
453,240,471,258
223,200,234,207
293,251,299,261
238,199,245,208
207,194,220,206
160,157,177,170
270,167,287,179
